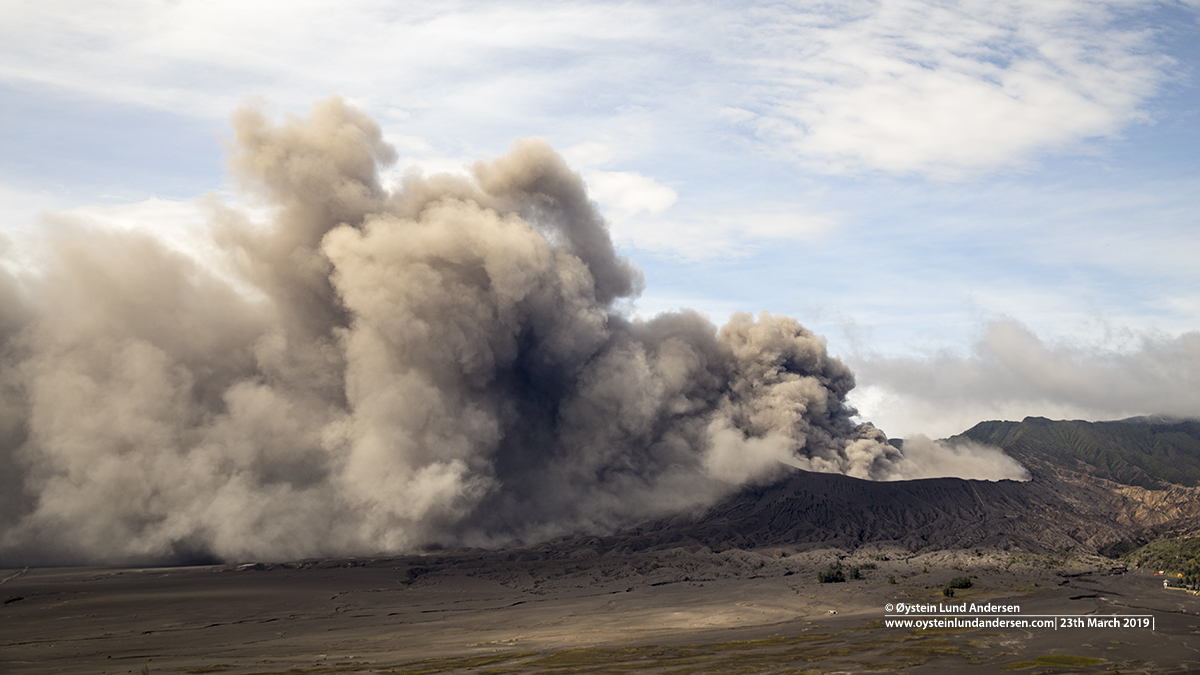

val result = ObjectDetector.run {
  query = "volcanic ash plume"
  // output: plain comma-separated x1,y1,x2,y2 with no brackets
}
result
0,98,1013,565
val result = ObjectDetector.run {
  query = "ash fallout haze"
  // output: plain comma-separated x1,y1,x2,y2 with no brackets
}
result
0,0,1198,565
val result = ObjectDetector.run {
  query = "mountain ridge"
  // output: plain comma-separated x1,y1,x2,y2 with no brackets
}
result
954,416,1200,489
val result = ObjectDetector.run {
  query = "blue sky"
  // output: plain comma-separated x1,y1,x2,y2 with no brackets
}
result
2,0,1198,438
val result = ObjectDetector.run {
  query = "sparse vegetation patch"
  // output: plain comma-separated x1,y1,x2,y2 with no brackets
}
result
1000,654,1105,670
818,563,846,583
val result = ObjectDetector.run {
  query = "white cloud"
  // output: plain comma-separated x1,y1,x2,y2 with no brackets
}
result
604,202,842,260
562,141,616,167
727,0,1174,178
582,170,678,219
0,0,1180,182
556,142,841,259
0,0,666,119
848,319,1200,438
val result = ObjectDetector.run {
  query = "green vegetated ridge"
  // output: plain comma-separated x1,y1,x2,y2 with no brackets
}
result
955,416,1200,488
1124,536,1200,589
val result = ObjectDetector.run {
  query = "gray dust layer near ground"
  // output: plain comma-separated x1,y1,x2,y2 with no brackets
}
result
4,546,1200,674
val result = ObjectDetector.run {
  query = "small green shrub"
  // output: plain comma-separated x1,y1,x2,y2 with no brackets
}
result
818,564,846,583
947,576,973,589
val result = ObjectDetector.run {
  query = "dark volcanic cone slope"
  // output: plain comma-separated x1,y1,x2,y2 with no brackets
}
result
565,456,1200,557
637,470,1096,553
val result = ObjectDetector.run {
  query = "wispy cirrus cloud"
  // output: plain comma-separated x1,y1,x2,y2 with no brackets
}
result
0,1,670,126
1,1,1182,183
721,0,1177,178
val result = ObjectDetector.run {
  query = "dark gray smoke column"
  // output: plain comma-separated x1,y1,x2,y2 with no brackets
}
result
0,97,919,565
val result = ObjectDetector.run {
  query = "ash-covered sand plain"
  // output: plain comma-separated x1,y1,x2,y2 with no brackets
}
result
6,542,1200,674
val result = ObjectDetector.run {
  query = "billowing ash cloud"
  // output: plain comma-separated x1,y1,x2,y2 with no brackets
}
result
0,98,1019,566
887,436,1028,483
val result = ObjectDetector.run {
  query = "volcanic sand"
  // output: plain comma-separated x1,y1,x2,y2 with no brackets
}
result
4,547,1200,674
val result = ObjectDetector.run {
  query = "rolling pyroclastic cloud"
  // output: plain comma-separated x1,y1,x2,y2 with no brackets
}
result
0,100,1027,566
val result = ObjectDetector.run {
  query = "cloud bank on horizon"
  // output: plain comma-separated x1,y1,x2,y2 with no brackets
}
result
1,4,1198,448
0,100,1030,565
851,320,1200,440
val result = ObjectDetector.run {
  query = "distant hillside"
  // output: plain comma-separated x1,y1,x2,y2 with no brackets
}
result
954,416,1200,489
1123,536,1200,573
